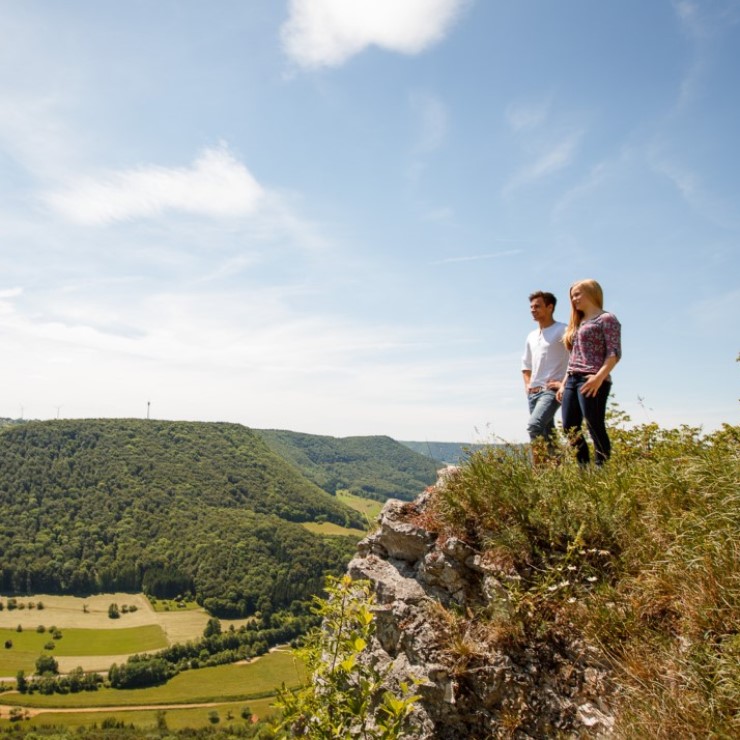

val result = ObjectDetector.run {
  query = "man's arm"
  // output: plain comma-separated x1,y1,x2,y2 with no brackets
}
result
522,369,531,392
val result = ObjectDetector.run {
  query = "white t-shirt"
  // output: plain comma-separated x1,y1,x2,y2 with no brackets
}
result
521,321,569,388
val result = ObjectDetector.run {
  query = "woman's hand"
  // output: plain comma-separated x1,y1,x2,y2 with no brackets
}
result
580,374,603,397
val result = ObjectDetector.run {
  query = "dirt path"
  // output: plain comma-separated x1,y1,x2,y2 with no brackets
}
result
0,700,245,717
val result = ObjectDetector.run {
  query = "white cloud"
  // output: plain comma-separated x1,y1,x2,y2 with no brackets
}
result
281,0,468,68
44,146,265,226
0,285,508,439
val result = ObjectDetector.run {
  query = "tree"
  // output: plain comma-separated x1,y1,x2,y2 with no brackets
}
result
35,654,58,675
108,603,120,619
203,617,222,638
16,671,26,693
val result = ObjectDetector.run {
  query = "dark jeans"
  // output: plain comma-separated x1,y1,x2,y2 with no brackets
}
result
561,374,612,465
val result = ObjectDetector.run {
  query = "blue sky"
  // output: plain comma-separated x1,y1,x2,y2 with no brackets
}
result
1,0,738,442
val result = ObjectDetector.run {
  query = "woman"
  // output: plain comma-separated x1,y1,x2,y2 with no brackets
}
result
556,279,621,465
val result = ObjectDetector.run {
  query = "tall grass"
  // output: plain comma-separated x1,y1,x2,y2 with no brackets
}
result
430,421,740,737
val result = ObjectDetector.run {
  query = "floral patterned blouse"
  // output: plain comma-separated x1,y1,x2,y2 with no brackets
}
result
568,312,621,376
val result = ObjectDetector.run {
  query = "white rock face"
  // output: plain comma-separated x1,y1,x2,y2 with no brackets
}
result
347,489,616,739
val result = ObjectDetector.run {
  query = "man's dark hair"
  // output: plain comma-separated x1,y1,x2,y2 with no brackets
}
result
528,291,557,308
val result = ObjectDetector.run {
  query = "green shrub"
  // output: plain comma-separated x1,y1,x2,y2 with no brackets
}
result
273,575,420,738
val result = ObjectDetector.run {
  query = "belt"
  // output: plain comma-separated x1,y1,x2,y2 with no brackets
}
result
528,386,544,394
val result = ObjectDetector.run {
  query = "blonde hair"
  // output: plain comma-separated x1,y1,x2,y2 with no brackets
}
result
563,279,604,350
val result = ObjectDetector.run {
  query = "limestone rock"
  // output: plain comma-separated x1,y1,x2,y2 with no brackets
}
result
347,489,617,738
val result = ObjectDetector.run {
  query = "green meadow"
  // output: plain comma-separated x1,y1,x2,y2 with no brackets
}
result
337,489,384,523
1,649,303,709
9,696,278,730
300,490,384,537
148,598,201,613
301,521,366,537
0,625,167,674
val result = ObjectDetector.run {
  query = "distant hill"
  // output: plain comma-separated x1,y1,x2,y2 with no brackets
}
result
0,419,363,616
256,430,440,502
399,440,488,465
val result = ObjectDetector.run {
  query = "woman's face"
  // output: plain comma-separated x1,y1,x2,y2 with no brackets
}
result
570,285,597,313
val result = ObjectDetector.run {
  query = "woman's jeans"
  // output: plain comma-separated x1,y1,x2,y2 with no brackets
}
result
561,374,612,465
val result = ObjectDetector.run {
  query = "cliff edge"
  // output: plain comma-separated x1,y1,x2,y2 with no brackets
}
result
349,488,615,739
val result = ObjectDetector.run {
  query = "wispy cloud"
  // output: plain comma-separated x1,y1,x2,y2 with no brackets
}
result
670,0,740,108
410,91,448,153
505,95,553,132
431,249,522,265
503,132,582,195
281,0,469,68
672,0,740,39
648,149,739,229
43,146,264,226
551,159,612,219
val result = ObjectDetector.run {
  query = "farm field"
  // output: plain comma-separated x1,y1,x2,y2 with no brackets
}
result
1,696,278,729
0,649,302,730
0,593,305,730
0,625,166,674
0,593,215,674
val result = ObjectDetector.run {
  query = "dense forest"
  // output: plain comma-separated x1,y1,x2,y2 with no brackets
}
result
256,430,439,501
0,419,364,616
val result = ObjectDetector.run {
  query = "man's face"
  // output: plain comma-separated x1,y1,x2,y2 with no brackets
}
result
530,297,554,323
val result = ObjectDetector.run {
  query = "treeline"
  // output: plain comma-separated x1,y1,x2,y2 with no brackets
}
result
16,610,316,695
0,420,361,615
18,665,104,695
257,430,439,501
110,610,315,689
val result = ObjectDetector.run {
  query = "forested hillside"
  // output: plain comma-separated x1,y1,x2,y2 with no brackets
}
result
256,430,439,501
399,440,487,465
0,419,363,616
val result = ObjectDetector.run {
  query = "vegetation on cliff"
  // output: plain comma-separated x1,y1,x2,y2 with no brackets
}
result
427,418,740,737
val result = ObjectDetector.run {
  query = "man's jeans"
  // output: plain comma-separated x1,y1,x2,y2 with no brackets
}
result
527,389,560,447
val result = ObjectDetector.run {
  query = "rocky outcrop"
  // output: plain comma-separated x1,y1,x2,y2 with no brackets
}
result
348,490,616,739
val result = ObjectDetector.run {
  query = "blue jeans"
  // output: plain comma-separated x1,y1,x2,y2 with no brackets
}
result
527,389,560,448
561,374,612,465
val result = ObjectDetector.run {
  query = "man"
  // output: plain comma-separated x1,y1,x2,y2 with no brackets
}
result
521,291,569,454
